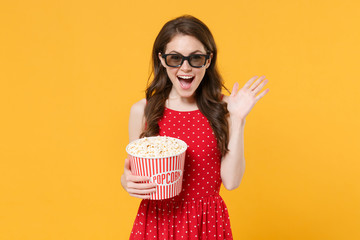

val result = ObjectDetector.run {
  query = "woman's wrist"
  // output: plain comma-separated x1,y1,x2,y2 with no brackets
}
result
229,115,246,128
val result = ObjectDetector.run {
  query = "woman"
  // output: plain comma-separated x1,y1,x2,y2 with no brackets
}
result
121,15,269,239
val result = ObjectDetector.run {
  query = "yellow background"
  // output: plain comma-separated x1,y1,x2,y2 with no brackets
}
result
1,0,359,239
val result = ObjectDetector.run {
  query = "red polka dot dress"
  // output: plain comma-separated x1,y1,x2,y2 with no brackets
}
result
130,107,233,239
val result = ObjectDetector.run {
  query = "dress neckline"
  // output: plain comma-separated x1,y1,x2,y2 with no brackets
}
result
165,107,200,113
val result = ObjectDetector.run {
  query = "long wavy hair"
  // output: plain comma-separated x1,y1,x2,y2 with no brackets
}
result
140,15,230,156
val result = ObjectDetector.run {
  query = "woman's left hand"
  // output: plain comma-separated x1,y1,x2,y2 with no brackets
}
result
227,76,270,120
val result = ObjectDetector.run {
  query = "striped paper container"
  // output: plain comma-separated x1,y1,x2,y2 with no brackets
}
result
126,137,187,200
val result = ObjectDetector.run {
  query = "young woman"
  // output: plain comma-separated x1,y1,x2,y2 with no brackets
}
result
121,15,269,239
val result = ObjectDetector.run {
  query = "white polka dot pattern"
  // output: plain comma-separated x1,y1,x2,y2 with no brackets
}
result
130,108,233,239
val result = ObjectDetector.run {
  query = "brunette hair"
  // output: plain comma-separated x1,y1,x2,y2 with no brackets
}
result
140,15,230,156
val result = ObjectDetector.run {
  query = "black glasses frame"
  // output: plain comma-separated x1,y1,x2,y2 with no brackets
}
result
161,53,210,68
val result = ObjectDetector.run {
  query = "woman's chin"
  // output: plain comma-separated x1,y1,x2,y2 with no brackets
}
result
176,88,195,99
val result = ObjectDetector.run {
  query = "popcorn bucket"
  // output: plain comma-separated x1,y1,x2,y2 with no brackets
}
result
126,136,187,200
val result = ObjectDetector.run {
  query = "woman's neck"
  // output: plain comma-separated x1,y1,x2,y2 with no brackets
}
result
166,91,198,111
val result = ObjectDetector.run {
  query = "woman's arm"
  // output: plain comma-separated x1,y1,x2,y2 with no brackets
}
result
128,98,146,142
220,76,269,190
121,98,157,198
220,96,246,190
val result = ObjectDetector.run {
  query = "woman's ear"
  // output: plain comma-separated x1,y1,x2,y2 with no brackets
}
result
206,53,213,69
158,52,166,68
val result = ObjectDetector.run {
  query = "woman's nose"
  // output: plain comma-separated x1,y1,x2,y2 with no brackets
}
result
180,59,192,71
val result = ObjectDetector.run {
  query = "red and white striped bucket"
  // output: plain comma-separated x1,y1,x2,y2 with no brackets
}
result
126,137,187,200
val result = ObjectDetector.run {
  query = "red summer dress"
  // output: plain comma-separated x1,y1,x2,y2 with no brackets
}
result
130,107,233,239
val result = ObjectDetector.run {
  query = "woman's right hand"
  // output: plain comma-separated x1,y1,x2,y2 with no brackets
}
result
121,158,157,199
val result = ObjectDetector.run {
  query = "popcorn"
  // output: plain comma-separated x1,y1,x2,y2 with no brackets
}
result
126,136,188,199
126,136,187,158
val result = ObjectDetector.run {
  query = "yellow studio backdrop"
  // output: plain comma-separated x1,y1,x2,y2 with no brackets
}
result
0,0,359,239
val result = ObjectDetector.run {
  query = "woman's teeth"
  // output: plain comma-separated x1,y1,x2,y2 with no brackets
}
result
178,76,194,79
177,76,194,90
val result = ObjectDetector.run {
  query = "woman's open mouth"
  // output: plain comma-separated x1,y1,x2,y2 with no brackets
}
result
177,75,194,90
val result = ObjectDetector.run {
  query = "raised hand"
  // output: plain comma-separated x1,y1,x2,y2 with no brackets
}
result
227,76,269,120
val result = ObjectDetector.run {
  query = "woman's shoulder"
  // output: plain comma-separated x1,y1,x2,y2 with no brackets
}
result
130,98,146,117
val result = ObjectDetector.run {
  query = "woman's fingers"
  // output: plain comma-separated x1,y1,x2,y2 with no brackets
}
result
123,160,158,199
127,181,157,199
252,78,269,95
125,174,156,192
128,187,156,195
230,82,239,97
129,193,152,199
125,176,157,199
243,76,259,89
249,76,266,91
255,88,270,102
233,76,267,97
127,181,157,190
126,175,151,183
